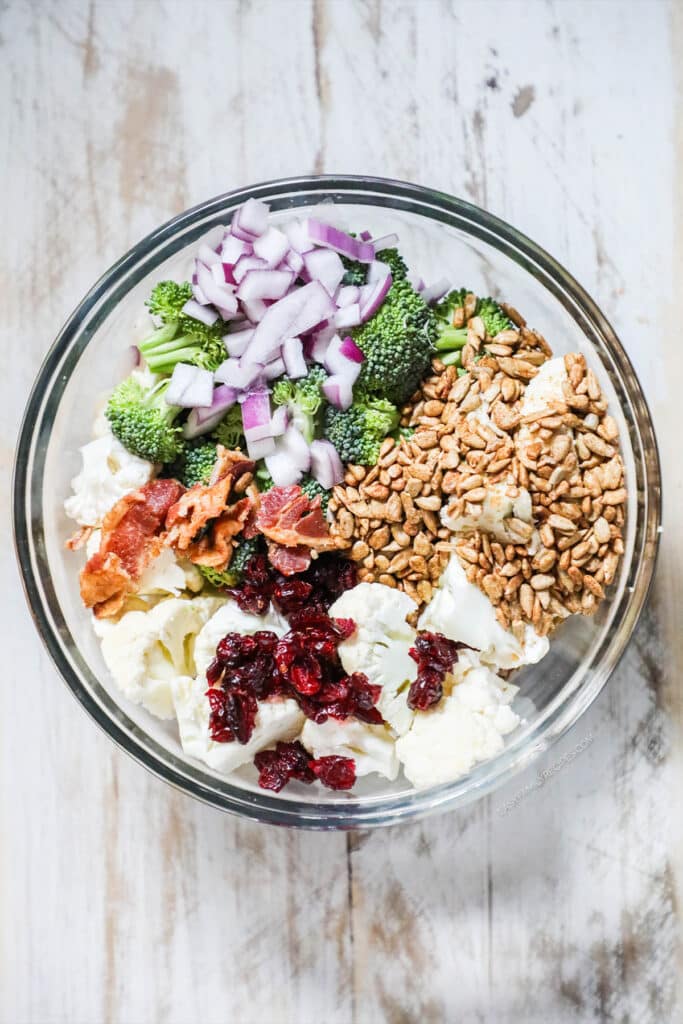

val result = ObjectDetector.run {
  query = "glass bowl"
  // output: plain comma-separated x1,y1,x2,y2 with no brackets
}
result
13,176,661,829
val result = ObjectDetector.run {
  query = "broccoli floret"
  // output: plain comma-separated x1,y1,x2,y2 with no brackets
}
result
255,464,275,491
169,441,218,487
352,278,436,404
340,256,367,287
198,537,261,589
300,475,331,514
138,322,226,374
272,366,328,443
375,247,408,281
323,395,399,466
477,297,512,338
105,376,183,463
212,404,244,450
145,280,227,371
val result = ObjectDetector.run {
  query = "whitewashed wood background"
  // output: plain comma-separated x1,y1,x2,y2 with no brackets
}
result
1,1,681,1021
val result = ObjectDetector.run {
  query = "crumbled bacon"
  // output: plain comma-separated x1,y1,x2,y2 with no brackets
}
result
79,478,184,618
164,446,256,569
255,487,339,575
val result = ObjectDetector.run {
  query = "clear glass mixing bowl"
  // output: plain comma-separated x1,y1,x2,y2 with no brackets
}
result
13,176,661,828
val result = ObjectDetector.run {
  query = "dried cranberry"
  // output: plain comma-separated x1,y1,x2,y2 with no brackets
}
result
407,631,468,711
271,577,313,614
254,740,316,792
206,688,234,743
223,689,258,744
310,755,356,790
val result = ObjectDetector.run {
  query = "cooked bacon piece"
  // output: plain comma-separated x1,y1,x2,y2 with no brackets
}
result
255,485,338,553
79,478,184,618
65,525,93,551
164,446,255,569
267,541,313,576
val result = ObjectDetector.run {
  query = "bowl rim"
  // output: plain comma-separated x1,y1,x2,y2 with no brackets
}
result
13,174,662,829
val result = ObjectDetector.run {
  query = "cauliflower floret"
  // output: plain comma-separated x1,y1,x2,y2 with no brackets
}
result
193,599,290,679
329,583,417,736
301,717,399,781
172,677,303,775
419,557,548,671
64,429,154,527
96,596,223,719
396,652,520,789
442,482,533,545
518,356,568,418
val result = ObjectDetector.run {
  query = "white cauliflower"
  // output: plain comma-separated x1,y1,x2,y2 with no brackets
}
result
329,582,418,736
193,599,289,679
96,596,223,719
64,429,153,527
396,652,520,788
301,717,399,781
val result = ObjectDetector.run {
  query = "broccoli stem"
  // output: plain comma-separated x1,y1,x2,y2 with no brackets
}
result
434,329,468,352
440,349,462,367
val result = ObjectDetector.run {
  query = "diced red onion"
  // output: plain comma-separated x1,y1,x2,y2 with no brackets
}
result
241,298,268,323
233,254,268,284
310,439,345,489
324,334,362,386
222,264,236,285
126,345,141,372
271,405,289,436
305,218,375,263
215,357,264,391
358,270,392,322
284,219,315,254
339,335,364,363
367,260,391,283
285,249,304,274
421,278,451,304
302,248,345,296
334,304,361,329
192,283,210,305
246,281,335,365
246,435,276,460
407,269,425,292
264,357,286,380
240,388,272,442
197,243,222,268
282,336,307,379
237,269,294,302
359,229,372,241
370,232,399,250
196,262,238,313
166,364,214,408
322,373,353,410
336,285,359,308
231,198,269,240
281,423,311,470
220,234,251,265
253,226,290,267
182,384,238,439
181,299,218,326
224,328,254,358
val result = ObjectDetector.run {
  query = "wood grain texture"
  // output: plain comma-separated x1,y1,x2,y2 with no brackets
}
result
0,1,680,1022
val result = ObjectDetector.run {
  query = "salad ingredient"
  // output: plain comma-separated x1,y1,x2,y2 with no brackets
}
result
197,536,261,589
193,599,289,679
396,651,520,788
442,481,533,545
146,280,227,363
271,365,328,444
105,375,184,463
309,756,356,790
169,441,217,488
137,322,226,374
254,485,339,556
95,595,222,719
323,393,399,466
407,631,467,711
64,431,154,527
182,384,239,440
418,557,549,671
305,218,375,262
308,439,344,491
301,716,399,781
254,740,316,792
212,403,245,449
352,277,436,403
166,363,214,408
80,478,184,618
329,582,418,736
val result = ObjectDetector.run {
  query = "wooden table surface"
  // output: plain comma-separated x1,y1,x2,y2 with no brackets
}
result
2,2,681,1021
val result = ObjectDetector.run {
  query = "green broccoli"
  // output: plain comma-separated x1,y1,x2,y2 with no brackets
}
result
352,278,436,404
138,322,226,374
300,475,331,514
198,537,261,589
375,247,408,281
433,289,469,353
255,464,275,491
105,376,183,463
340,255,367,287
168,441,218,487
144,280,227,371
323,394,399,466
212,404,244,450
272,365,328,443
477,297,512,338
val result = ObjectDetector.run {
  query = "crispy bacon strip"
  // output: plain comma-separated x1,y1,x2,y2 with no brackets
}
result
79,478,184,618
255,486,338,552
266,541,313,576
164,446,256,569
